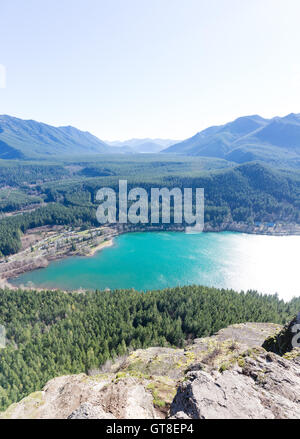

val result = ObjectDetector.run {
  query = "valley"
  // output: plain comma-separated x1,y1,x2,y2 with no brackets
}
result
2,0,300,422
0,113,300,418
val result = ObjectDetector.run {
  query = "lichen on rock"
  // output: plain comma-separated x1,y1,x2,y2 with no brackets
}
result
262,312,300,356
2,319,300,419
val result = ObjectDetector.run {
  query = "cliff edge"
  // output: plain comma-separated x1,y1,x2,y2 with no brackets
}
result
2,320,300,419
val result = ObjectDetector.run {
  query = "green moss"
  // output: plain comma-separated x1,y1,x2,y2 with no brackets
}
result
84,373,110,382
146,378,176,409
0,391,45,419
219,362,229,372
116,371,127,379
29,391,44,401
184,351,195,360
153,399,166,408
237,357,245,368
283,348,300,360
127,359,144,369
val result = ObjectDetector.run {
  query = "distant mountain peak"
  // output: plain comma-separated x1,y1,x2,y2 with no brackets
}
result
106,138,179,153
0,115,111,158
162,113,300,168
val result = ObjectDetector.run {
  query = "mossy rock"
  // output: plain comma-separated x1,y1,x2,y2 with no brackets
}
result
146,376,177,409
262,313,300,356
0,391,45,419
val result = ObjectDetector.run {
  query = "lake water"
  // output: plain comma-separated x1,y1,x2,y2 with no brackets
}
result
11,232,300,300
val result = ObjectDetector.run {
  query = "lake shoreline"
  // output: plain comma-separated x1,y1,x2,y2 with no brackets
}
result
84,238,114,257
114,221,300,237
1,221,300,292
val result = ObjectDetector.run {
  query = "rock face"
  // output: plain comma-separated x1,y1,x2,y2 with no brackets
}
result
262,312,300,356
0,373,159,419
2,320,300,419
170,349,300,419
68,403,116,419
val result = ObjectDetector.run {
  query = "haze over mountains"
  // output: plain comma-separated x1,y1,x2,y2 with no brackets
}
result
163,113,300,168
1,113,300,168
106,138,178,153
0,115,177,158
0,115,111,158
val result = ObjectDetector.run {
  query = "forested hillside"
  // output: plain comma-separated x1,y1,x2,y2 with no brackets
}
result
0,285,299,410
0,160,299,257
162,113,300,168
163,113,300,168
0,115,113,157
2,113,300,167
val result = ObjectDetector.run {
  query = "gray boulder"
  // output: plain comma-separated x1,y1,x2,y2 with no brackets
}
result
68,402,116,419
170,349,300,419
262,312,300,355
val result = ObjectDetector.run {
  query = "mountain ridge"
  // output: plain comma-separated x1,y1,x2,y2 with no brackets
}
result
162,113,300,168
106,138,178,153
0,115,180,157
2,113,300,166
0,115,112,158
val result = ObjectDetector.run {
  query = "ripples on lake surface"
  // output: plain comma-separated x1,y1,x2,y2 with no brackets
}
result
12,232,300,300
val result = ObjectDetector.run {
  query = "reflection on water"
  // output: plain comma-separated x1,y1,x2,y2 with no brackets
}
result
12,232,300,301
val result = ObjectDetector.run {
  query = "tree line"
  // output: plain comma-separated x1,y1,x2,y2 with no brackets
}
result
0,285,299,410
0,161,299,257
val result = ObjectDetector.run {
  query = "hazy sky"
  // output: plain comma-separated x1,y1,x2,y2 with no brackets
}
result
1,0,300,140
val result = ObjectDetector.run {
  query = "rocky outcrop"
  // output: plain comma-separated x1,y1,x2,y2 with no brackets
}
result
0,373,159,419
2,320,300,419
68,403,116,419
262,313,300,356
170,349,300,419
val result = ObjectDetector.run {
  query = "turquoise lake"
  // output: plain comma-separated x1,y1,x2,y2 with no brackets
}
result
11,232,300,300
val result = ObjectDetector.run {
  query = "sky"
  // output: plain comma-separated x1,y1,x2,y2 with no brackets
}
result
1,0,300,141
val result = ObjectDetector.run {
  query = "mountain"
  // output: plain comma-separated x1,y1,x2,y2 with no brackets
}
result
3,112,300,165
0,115,113,158
0,116,179,158
162,114,300,168
107,138,178,153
